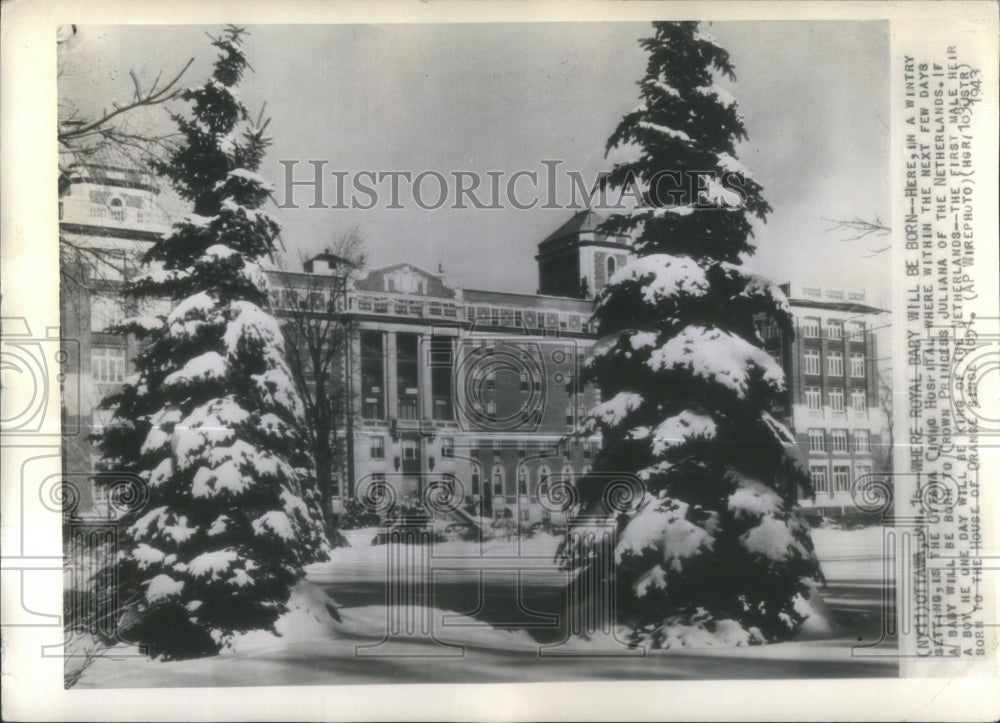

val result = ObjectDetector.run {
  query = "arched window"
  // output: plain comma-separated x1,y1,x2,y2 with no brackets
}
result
108,196,125,221
491,464,505,496
561,464,574,484
537,464,551,497
517,466,529,495
606,256,616,278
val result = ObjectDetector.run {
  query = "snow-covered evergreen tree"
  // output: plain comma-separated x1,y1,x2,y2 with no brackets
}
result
95,26,330,660
569,21,822,647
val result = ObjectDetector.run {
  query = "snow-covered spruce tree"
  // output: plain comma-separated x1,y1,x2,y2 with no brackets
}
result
567,21,822,648
95,26,330,660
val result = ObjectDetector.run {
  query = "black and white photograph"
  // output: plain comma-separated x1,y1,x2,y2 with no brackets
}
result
2,2,998,720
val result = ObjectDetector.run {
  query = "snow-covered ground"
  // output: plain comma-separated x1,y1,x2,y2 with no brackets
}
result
76,524,895,688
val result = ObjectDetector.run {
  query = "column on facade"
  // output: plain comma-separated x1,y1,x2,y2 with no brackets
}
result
385,331,398,419
419,332,433,420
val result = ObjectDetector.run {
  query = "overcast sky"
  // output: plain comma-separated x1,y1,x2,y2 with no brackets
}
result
61,21,891,307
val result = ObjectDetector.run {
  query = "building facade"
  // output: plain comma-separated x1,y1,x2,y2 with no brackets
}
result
267,209,625,525
59,164,171,518
759,282,890,516
59,169,889,525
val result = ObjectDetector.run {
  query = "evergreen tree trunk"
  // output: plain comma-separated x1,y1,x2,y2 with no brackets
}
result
567,21,822,648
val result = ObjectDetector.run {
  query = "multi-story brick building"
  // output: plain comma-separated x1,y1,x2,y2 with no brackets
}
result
59,166,889,525
59,163,172,518
267,209,628,525
758,282,891,517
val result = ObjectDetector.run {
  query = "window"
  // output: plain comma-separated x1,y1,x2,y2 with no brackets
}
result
833,465,851,492
855,465,872,481
804,350,821,375
90,477,107,502
440,437,454,458
810,465,829,493
849,321,866,340
518,467,528,495
536,464,551,499
90,297,124,332
519,508,530,522
491,464,505,496
369,436,385,459
583,442,592,460
854,430,870,454
371,472,386,490
565,404,574,426
108,196,125,221
828,387,845,412
471,467,480,495
827,351,843,377
402,439,418,460
850,353,865,378
514,310,523,328
851,389,867,413
827,319,844,339
490,308,501,326
520,372,529,392
805,386,821,410
360,331,385,419
606,256,616,278
485,370,495,390
330,474,341,499
831,429,849,453
396,333,419,420
91,347,125,384
807,429,825,452
802,317,821,338
430,337,454,420
561,464,574,484
492,442,502,459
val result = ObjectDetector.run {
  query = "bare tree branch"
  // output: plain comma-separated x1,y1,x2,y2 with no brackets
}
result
823,215,892,257
270,228,367,537
58,58,194,151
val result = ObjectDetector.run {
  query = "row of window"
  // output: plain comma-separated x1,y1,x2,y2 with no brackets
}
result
353,295,592,333
365,461,586,499
810,464,873,494
466,306,590,334
800,317,866,340
803,350,866,378
803,386,867,413
807,428,871,454
90,297,171,333
269,288,345,313
367,436,595,460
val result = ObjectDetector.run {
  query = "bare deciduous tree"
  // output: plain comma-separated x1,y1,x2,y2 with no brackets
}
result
823,216,891,257
271,228,367,538
57,25,193,290
876,366,894,474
